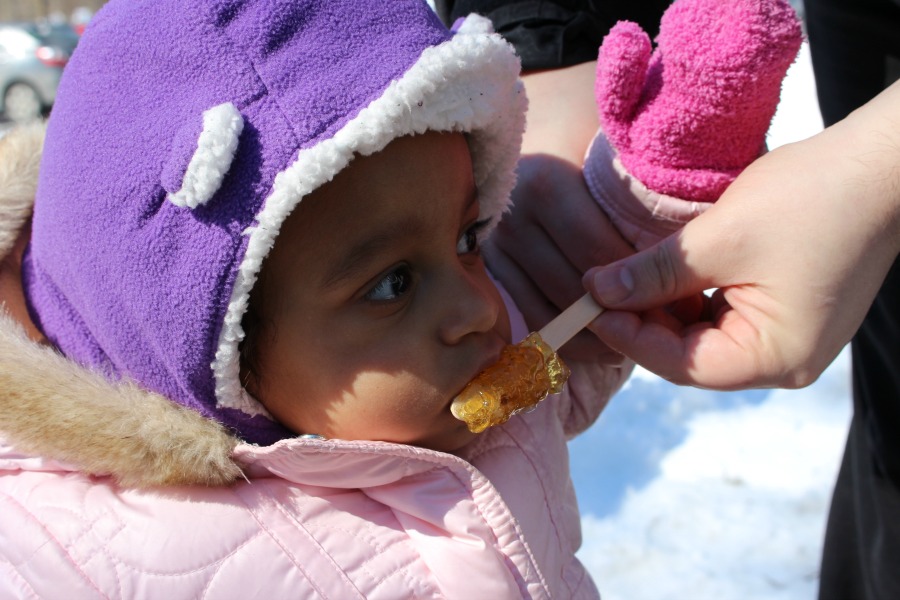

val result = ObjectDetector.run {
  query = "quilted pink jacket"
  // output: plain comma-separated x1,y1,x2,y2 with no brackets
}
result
0,125,630,599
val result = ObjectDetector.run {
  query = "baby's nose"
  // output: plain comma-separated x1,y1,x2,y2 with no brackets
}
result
438,270,501,345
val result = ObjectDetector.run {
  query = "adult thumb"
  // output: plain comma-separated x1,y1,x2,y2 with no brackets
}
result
583,231,711,311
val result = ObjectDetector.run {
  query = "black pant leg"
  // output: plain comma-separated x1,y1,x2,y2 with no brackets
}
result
807,1,900,598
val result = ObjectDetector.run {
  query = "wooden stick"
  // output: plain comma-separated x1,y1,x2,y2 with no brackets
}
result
538,293,604,351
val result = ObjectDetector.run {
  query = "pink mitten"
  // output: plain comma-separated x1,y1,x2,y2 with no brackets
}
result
584,0,802,249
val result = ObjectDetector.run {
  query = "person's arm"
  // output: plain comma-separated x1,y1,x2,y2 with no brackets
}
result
444,2,667,368
484,62,634,365
582,79,900,389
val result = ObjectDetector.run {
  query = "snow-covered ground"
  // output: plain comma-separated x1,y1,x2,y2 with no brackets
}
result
570,42,851,600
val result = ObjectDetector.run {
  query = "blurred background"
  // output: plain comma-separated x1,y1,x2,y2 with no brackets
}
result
0,1,99,126
0,0,103,22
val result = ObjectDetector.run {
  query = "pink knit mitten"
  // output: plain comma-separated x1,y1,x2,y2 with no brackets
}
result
584,0,802,249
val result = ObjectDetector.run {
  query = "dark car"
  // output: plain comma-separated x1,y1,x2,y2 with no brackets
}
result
0,22,79,123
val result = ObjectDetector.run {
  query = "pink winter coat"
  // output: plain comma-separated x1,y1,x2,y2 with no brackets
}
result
0,125,631,599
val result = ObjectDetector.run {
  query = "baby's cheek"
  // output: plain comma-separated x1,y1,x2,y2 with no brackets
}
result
335,373,435,439
498,303,512,343
490,283,513,344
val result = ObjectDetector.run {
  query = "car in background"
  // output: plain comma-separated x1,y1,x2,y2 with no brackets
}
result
0,22,79,123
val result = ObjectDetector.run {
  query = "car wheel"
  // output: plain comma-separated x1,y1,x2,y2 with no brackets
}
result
3,83,43,123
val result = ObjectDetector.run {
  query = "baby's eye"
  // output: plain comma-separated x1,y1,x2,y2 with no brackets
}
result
365,265,412,302
457,219,490,255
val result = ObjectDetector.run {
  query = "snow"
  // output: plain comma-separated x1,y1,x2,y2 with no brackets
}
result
570,43,851,599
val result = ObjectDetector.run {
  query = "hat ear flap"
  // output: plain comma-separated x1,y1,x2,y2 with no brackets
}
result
163,102,244,210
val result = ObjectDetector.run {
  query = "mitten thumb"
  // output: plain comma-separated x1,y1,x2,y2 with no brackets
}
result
595,21,651,153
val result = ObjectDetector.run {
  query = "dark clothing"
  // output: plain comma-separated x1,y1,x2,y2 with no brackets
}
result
820,258,900,600
805,0,900,598
434,0,671,70
807,0,900,126
820,230,900,596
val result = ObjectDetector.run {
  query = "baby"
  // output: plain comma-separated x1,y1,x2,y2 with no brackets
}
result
0,0,628,597
240,130,511,452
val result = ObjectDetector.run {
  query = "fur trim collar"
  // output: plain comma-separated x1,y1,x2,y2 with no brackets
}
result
0,125,243,488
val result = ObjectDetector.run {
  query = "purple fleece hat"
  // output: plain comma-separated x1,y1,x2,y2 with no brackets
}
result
23,0,525,445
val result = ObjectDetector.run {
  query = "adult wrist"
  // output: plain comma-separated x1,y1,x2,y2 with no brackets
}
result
812,81,900,257
520,61,598,162
853,80,900,252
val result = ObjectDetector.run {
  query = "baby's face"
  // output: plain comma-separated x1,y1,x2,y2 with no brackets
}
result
248,132,511,452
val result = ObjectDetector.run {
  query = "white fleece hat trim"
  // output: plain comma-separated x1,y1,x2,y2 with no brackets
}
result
167,102,244,209
209,16,526,417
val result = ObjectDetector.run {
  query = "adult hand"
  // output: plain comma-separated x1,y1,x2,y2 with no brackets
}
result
485,62,633,364
583,80,900,389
